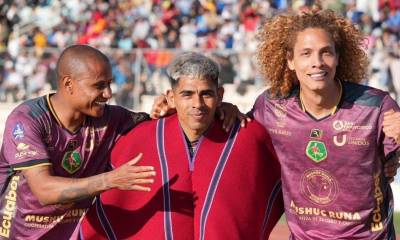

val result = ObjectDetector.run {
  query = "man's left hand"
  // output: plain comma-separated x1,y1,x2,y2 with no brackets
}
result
150,94,176,119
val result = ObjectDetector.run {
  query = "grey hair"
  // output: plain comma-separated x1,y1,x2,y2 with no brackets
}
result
167,52,220,88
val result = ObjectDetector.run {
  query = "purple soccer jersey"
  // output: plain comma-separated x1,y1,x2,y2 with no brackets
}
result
0,94,146,239
253,82,398,240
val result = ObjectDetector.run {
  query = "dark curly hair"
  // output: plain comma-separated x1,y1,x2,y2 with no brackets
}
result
256,6,368,97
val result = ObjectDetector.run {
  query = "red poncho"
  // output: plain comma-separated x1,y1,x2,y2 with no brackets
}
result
81,115,283,239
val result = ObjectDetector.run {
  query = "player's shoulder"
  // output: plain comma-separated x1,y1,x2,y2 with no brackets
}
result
7,95,48,123
129,118,157,133
100,104,130,125
117,118,157,141
104,105,150,124
343,82,390,108
104,104,130,115
238,120,269,141
253,88,298,117
112,118,157,157
258,87,299,104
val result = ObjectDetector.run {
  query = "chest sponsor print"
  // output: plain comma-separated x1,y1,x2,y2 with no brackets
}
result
333,134,370,147
289,200,361,226
269,128,292,136
300,168,338,205
289,168,363,227
332,120,372,131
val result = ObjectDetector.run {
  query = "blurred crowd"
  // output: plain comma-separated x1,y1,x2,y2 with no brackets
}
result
0,0,399,109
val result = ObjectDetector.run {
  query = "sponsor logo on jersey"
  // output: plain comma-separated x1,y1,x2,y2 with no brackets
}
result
305,141,327,162
333,135,370,147
15,143,38,160
269,128,292,136
301,168,338,205
12,123,24,140
332,120,345,131
333,134,347,147
24,208,87,227
16,143,30,151
348,137,370,146
371,170,384,232
0,175,20,238
290,200,361,224
310,129,323,139
274,104,287,127
62,151,82,174
332,120,372,131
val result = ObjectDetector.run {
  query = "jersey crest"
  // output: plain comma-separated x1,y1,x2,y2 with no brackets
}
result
62,151,82,174
306,140,327,163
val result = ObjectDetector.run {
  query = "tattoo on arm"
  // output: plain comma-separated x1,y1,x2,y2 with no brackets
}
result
57,175,106,203
58,187,90,204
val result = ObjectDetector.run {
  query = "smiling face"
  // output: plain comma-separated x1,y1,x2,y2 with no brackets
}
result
70,57,113,118
287,28,339,93
167,76,223,141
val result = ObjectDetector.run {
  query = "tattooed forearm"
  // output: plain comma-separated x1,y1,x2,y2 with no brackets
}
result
57,175,106,203
58,187,90,203
22,165,114,205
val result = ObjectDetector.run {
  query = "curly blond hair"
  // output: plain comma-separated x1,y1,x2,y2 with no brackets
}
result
256,8,368,97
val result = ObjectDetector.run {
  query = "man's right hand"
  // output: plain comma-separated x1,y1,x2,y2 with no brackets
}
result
23,153,156,206
105,153,156,191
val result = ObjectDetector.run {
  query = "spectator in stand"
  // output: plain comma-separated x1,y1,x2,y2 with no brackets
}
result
2,62,23,102
33,27,47,57
0,0,398,109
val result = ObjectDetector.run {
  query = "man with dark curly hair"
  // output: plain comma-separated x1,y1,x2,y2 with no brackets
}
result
252,4,399,239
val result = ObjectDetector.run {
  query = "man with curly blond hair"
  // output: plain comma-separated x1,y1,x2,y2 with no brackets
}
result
252,5,399,239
